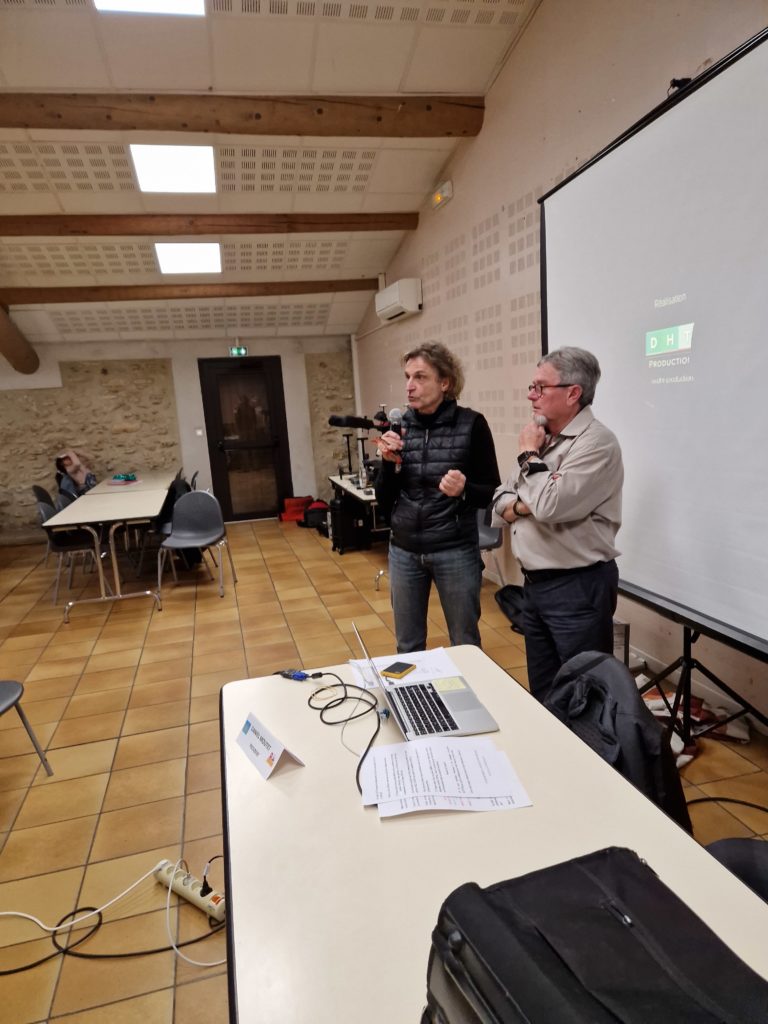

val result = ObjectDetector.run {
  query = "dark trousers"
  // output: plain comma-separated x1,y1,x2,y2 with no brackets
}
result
522,559,619,702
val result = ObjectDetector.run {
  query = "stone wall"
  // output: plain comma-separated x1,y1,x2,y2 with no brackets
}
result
304,348,355,503
1,359,181,544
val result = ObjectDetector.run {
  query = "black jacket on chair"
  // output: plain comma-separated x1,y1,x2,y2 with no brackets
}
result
544,651,692,833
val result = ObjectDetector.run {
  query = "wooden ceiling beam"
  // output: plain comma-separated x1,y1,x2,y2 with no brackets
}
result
0,307,39,374
0,212,418,237
0,93,484,138
0,279,377,306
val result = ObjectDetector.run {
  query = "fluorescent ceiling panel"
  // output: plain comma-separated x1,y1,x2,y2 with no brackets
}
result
155,242,221,274
130,145,216,193
95,0,205,14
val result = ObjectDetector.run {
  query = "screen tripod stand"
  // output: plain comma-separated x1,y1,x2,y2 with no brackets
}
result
639,625,768,746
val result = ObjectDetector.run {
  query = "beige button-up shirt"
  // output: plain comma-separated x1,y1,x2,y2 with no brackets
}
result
492,406,623,571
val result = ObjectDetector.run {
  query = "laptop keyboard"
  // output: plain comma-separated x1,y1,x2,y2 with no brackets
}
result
391,682,459,736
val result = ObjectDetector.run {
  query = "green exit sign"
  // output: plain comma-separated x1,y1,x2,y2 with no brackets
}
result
229,345,247,357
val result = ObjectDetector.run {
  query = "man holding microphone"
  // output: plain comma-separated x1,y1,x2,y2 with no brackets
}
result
492,347,623,702
375,342,500,653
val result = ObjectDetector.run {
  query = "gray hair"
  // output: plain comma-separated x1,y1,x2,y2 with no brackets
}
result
539,347,601,407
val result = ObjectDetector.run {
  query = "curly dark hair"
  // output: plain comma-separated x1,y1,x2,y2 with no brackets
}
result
401,342,465,400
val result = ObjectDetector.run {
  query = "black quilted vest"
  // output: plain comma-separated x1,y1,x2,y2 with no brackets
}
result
390,400,479,553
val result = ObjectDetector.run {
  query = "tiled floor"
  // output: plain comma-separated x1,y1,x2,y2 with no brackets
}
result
0,521,766,1022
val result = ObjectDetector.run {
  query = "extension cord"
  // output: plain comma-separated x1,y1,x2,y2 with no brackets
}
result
154,860,226,923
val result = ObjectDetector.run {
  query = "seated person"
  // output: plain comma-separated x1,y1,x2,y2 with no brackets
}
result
55,449,97,499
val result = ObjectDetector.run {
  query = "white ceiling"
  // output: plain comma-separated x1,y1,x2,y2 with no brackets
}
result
0,0,541,344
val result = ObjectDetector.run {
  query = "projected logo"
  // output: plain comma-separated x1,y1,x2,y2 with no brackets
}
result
645,323,694,357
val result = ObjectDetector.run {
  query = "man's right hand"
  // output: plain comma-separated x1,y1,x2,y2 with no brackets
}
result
518,422,545,454
375,429,404,463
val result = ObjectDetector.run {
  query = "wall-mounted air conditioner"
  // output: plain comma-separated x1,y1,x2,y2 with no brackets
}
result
374,278,423,323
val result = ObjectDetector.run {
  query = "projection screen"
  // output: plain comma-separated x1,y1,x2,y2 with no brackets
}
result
540,28,768,659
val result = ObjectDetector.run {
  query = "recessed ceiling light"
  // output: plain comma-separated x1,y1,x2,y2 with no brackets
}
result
155,243,221,275
94,0,205,15
130,145,216,194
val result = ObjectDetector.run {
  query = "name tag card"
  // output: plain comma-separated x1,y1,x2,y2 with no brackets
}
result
236,714,305,780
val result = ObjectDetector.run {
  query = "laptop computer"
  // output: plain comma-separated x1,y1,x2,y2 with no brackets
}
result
351,623,499,742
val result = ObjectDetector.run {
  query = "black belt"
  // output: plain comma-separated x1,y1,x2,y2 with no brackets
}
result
521,562,603,584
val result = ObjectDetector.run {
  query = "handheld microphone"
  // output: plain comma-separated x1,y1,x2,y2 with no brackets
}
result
388,407,404,474
328,414,377,430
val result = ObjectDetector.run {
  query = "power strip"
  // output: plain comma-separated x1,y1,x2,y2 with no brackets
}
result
154,859,226,923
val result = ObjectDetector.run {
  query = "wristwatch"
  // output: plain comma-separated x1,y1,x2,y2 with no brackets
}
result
517,450,539,467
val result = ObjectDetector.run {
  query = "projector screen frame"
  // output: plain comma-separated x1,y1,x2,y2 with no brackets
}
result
538,24,768,670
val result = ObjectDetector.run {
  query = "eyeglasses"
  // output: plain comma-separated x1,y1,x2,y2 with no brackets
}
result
527,382,573,397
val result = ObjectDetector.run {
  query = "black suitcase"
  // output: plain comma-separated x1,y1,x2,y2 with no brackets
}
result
422,846,768,1024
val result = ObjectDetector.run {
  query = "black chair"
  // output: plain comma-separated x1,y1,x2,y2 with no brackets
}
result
189,470,199,490
158,491,237,598
32,484,54,506
135,477,192,576
706,838,768,902
0,681,53,776
55,492,76,511
37,501,102,605
477,505,504,583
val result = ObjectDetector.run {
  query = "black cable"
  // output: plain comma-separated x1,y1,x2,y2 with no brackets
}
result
686,796,768,815
0,907,225,976
307,671,382,793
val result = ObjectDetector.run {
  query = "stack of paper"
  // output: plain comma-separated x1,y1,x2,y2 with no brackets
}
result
359,735,532,819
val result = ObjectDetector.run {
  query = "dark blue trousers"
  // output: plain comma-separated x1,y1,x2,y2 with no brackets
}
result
522,559,619,702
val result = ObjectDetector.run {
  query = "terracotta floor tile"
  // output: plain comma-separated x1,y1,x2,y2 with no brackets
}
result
15,773,109,829
20,674,80,701
0,631,55,652
122,699,191,736
186,750,221,794
193,632,250,656
191,668,245,698
51,710,124,749
0,786,26,831
76,665,137,694
112,726,189,771
37,638,96,662
139,640,194,666
184,787,222,842
64,687,131,720
0,695,69,728
189,693,219,724
91,796,184,862
32,738,118,786
51,910,176,1016
0,865,84,948
192,650,247,677
23,655,89,681
79,846,183,925
174,907,227,986
680,737,761,785
50,988,174,1024
86,648,143,674
173,968,230,1023
129,676,191,708
0,815,98,881
697,771,768,833
1,935,60,1024
134,658,192,687
188,720,219,756
103,757,186,811
2,720,55,758
0,752,40,792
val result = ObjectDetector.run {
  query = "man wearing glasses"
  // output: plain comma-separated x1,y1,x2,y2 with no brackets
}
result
492,347,623,701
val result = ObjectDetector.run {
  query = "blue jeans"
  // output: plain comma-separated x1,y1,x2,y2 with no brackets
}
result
388,542,484,653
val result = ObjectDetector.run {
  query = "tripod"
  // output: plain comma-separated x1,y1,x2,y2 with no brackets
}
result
639,625,768,745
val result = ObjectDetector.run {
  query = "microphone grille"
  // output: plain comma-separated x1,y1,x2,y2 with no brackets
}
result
388,407,403,423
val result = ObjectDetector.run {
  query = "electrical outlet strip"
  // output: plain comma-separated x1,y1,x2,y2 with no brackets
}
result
154,859,226,923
